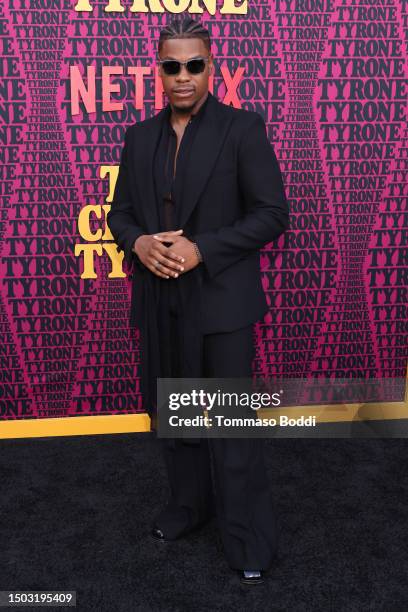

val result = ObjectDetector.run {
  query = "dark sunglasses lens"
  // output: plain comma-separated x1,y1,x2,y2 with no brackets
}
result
187,59,206,74
162,61,181,75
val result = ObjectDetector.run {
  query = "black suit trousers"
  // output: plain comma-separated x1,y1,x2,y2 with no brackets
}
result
154,284,279,571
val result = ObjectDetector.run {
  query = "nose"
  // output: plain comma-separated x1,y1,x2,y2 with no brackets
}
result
176,64,191,80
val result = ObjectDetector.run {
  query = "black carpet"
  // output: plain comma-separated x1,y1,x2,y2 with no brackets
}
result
0,433,407,611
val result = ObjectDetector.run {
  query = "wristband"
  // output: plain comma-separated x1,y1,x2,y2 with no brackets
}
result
192,242,203,263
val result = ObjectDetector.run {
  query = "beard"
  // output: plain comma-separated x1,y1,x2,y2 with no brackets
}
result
172,101,196,114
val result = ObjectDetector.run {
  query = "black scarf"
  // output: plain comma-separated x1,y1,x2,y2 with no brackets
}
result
135,98,210,447
136,262,204,448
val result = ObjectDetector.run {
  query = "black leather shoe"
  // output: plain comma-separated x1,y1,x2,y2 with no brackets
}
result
150,510,215,543
151,527,167,542
239,570,264,585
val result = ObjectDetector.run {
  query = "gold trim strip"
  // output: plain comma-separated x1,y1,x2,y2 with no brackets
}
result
260,401,408,422
1,401,408,440
0,414,151,439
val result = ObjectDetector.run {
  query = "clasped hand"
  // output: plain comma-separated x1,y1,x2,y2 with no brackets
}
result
133,229,200,279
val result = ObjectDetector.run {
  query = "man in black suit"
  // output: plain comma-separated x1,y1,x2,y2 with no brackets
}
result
107,16,289,585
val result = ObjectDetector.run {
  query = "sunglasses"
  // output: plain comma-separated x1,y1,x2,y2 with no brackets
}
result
157,56,210,76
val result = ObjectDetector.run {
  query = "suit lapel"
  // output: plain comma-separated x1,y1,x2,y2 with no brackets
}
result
176,92,233,228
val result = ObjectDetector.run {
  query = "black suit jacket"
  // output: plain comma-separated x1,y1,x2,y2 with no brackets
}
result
107,91,289,335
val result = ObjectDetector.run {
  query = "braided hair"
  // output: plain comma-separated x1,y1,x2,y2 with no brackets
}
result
158,16,211,54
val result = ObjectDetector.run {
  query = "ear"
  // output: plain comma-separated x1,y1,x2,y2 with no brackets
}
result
208,54,214,74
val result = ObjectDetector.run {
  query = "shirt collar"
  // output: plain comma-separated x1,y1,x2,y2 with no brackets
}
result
166,91,210,127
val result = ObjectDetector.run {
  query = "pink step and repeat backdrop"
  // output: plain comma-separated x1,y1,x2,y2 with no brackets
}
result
0,0,407,421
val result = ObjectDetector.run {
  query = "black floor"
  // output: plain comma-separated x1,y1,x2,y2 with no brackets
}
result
0,433,407,611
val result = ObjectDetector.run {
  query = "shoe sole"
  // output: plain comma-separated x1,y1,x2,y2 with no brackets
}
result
151,534,167,542
240,578,264,585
